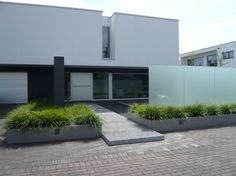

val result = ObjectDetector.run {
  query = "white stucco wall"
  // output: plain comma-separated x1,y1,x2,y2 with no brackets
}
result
218,42,236,67
109,13,180,67
0,2,103,65
0,2,179,67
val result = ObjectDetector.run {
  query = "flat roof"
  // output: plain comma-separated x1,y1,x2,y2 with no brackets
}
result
112,12,179,22
0,0,179,21
0,1,103,13
181,40,236,58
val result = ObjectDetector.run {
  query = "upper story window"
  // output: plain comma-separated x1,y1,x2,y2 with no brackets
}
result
102,26,110,58
207,54,217,66
223,50,234,59
187,57,204,66
194,57,204,66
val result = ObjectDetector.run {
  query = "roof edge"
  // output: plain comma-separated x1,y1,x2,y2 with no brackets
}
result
0,1,103,13
112,12,179,21
0,1,180,21
181,40,236,56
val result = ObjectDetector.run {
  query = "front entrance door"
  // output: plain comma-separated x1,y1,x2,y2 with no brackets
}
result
70,73,93,101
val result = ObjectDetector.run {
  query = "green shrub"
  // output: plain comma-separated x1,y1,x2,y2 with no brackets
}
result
73,111,102,127
130,104,187,120
219,104,231,114
5,101,102,130
130,103,147,116
129,103,139,113
37,109,71,128
68,104,102,127
143,106,166,120
5,103,40,130
229,104,236,114
165,106,187,119
130,103,236,120
205,105,219,116
183,104,205,117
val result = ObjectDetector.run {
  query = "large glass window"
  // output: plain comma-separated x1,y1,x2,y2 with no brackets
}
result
194,57,204,66
207,54,217,66
187,57,204,66
223,50,234,59
93,73,109,99
112,74,148,98
102,26,110,58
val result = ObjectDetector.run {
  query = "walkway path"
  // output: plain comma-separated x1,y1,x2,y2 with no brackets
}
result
89,104,164,146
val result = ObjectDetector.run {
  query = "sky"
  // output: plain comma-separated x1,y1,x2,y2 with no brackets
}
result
2,0,236,53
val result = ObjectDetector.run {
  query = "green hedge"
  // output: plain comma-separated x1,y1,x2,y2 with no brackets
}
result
130,103,236,120
5,101,102,130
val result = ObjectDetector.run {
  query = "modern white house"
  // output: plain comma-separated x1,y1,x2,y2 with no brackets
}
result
181,41,236,67
0,1,179,104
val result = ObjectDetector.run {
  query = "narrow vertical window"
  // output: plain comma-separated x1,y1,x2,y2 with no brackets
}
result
102,26,110,58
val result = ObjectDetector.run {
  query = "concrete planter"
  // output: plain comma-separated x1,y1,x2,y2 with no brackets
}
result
6,125,101,144
127,114,236,132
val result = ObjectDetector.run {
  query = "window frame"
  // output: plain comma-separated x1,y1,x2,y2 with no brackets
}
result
207,54,217,67
223,50,234,59
102,26,110,59
194,56,204,66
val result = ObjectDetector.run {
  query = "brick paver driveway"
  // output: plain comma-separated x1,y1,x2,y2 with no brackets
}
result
0,118,236,176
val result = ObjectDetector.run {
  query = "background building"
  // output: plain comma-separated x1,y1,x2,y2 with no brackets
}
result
181,41,236,67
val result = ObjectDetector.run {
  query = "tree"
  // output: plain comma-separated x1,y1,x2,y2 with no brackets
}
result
217,52,228,67
187,52,195,66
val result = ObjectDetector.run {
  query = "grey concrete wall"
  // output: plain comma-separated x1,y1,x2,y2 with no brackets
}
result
6,125,101,144
127,114,236,132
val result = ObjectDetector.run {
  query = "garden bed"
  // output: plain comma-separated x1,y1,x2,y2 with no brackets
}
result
129,104,236,132
5,101,102,144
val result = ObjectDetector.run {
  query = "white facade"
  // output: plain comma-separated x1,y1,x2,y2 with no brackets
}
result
0,2,179,67
110,13,179,66
0,2,180,103
181,41,236,67
0,2,103,65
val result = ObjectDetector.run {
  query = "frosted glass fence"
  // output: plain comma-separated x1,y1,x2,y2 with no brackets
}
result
149,65,236,106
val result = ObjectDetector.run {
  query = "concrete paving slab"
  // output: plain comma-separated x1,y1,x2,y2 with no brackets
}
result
89,104,164,146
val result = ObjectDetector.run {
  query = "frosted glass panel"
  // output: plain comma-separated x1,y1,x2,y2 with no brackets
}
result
215,68,236,104
184,67,214,105
149,66,236,105
149,66,184,106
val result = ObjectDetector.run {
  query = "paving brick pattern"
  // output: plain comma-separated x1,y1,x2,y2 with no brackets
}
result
0,118,236,176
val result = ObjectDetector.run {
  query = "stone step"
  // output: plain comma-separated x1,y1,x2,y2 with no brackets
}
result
89,104,164,146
